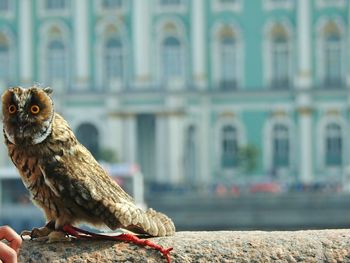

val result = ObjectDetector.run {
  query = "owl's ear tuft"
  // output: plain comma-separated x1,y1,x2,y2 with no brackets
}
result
43,87,53,95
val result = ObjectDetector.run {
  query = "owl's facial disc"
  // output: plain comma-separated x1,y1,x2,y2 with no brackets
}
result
2,86,54,146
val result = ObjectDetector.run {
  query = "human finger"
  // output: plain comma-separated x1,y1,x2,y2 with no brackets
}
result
0,242,17,263
0,226,22,253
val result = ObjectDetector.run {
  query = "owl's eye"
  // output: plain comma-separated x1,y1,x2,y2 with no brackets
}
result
30,105,40,114
8,104,17,114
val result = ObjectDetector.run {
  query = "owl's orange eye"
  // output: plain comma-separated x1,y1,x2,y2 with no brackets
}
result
8,104,16,114
30,105,40,114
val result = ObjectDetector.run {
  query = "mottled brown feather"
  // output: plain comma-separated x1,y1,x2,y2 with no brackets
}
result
2,86,175,237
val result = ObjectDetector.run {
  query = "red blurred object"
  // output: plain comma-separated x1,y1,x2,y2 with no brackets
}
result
230,185,240,196
249,182,281,193
215,184,227,196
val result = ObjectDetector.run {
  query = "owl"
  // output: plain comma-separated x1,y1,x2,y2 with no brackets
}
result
1,86,175,242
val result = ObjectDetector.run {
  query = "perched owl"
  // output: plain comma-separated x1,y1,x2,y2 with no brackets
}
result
1,86,175,242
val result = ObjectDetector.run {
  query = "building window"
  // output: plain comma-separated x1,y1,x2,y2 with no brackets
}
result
271,36,289,88
318,20,345,88
157,0,186,14
316,0,345,8
45,0,67,10
47,40,67,84
213,0,242,12
0,0,14,18
161,0,181,5
323,26,343,87
325,123,342,166
219,34,237,90
39,0,70,16
102,0,122,8
269,24,291,89
0,42,10,83
263,0,294,10
104,37,124,81
221,125,239,168
219,0,238,4
162,36,183,81
272,124,289,168
0,0,9,11
214,25,241,90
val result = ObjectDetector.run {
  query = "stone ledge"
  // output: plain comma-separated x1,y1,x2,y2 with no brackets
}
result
18,230,350,262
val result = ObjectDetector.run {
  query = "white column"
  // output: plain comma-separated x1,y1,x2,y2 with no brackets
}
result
133,0,150,86
199,99,211,184
156,115,168,183
19,0,33,84
167,115,183,184
298,106,313,183
191,0,206,88
74,0,89,89
296,0,313,183
109,118,123,161
106,98,124,163
297,0,311,88
348,4,350,86
123,115,137,163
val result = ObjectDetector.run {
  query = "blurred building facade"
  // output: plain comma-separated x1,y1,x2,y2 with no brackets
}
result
0,0,349,186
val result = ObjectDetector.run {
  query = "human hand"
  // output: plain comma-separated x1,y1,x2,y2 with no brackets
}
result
0,226,22,263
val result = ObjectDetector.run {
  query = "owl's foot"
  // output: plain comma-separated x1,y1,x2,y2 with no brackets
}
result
47,231,71,243
20,226,53,240
21,221,56,240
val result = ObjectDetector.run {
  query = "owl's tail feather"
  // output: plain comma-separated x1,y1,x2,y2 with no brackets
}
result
114,203,175,237
133,208,175,237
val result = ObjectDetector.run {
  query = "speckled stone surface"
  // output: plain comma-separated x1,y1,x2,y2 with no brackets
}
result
18,230,350,262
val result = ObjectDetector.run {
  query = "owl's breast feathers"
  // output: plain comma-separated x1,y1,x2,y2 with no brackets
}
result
4,113,175,236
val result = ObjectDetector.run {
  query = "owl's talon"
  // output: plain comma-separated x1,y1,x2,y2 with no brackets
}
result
30,226,53,239
47,231,71,243
20,230,32,240
20,226,54,241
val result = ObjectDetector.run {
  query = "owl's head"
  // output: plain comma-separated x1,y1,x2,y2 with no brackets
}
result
1,86,54,146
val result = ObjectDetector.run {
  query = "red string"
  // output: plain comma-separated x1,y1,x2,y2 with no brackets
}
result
63,225,173,263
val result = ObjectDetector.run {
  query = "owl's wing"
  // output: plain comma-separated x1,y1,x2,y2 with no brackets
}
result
40,142,175,236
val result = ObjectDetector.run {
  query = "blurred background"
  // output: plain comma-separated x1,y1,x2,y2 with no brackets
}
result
2,0,350,233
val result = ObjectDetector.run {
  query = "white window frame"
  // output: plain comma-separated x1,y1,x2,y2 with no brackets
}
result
155,18,187,89
39,21,71,89
161,36,184,81
263,0,294,11
104,37,125,87
95,0,128,15
317,115,347,173
156,0,187,13
263,20,293,89
316,0,346,9
215,115,246,175
272,124,290,168
95,18,129,91
270,36,290,88
316,18,346,88
219,34,237,89
323,36,342,86
211,22,244,90
46,39,67,85
0,0,15,19
325,123,343,167
38,0,71,17
212,0,243,13
263,115,295,175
